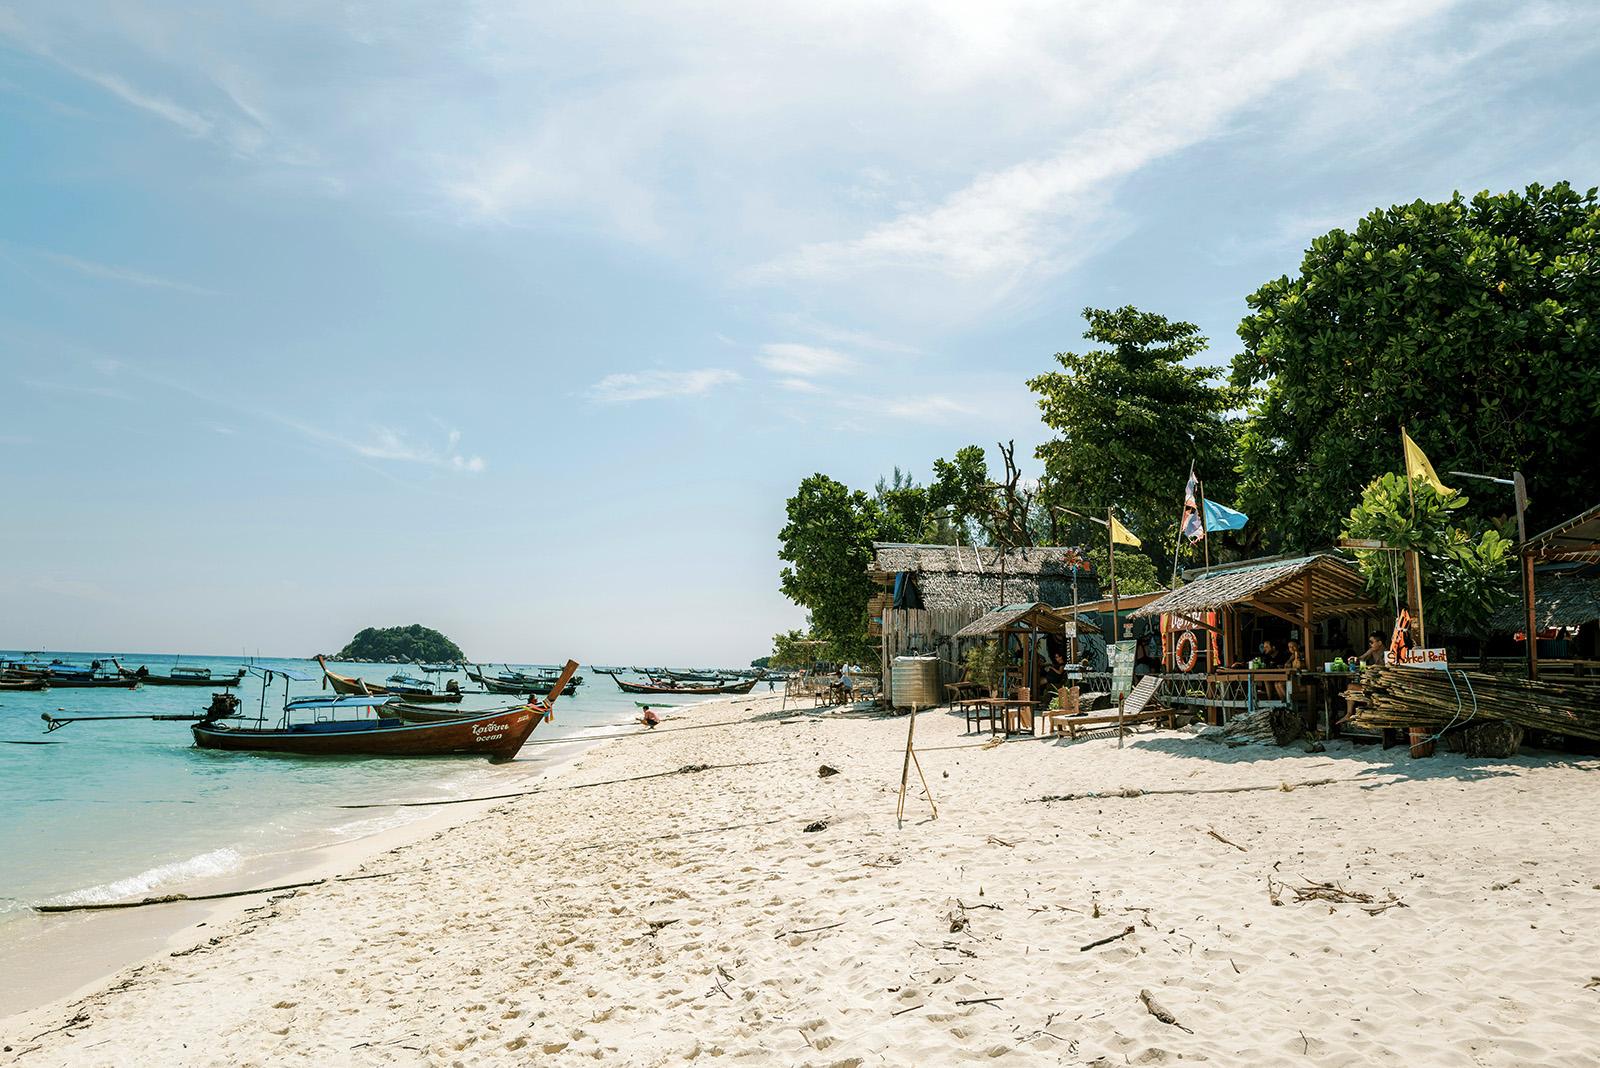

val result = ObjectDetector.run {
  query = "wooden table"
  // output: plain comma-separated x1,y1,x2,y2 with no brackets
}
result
1297,670,1361,736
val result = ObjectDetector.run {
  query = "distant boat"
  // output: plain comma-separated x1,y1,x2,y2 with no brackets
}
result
0,677,49,691
316,656,462,704
120,663,245,688
419,662,457,673
464,665,584,697
612,674,757,696
44,660,139,689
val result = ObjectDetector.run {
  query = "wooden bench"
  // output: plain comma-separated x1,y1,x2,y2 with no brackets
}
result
1043,676,1174,739
1045,708,1179,739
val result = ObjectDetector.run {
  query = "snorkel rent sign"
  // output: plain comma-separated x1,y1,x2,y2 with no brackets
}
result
1386,648,1449,670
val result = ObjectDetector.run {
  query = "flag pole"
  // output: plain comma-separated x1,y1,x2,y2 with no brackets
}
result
1170,466,1188,587
1107,506,1119,647
1400,425,1427,648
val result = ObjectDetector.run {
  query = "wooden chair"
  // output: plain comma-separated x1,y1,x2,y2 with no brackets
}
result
1039,686,1082,736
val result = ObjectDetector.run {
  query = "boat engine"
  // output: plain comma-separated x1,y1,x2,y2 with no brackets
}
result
202,692,241,722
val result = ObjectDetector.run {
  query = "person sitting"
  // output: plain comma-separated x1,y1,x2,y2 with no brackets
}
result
1134,636,1162,675
1357,634,1388,667
637,705,661,729
1285,639,1305,673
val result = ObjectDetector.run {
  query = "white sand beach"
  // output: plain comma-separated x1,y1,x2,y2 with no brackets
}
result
4,692,1599,1066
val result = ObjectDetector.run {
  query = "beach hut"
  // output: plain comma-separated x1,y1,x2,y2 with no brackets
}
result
1513,502,1600,678
1128,552,1380,728
871,543,1099,705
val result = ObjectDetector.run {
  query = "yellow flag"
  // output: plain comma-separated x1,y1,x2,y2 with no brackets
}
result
1402,429,1452,495
1109,514,1141,548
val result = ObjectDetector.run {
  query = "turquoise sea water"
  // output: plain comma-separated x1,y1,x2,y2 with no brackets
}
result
0,652,728,925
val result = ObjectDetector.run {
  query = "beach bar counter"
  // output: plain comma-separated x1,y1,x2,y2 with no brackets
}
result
1129,553,1381,731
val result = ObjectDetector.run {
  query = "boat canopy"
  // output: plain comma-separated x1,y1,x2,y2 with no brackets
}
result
249,666,314,682
285,695,399,711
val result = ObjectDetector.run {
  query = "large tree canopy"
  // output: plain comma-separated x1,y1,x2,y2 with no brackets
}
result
1233,181,1600,550
1029,306,1238,562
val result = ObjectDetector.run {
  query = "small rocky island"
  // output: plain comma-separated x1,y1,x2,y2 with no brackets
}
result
332,625,465,663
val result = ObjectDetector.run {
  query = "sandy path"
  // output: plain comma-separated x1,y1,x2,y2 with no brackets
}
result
4,692,1598,1066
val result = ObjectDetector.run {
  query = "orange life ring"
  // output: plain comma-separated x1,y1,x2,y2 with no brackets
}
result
1174,630,1200,673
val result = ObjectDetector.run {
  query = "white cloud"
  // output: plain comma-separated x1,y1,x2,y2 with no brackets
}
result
879,396,974,422
755,343,854,378
41,251,217,296
7,0,1584,328
775,377,824,394
279,418,486,474
587,368,740,404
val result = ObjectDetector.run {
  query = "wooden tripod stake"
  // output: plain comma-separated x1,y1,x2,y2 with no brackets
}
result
896,705,938,828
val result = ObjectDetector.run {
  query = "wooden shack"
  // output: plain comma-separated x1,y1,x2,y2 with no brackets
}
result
871,543,1098,705
1128,552,1381,724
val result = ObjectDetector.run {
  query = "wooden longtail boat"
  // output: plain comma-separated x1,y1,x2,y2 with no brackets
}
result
120,664,246,687
385,701,499,724
0,677,49,691
464,665,583,696
317,656,462,704
612,675,758,696
44,674,139,689
190,661,579,760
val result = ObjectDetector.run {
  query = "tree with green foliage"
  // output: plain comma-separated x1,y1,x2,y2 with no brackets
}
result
334,624,464,663
778,474,881,662
766,629,821,669
1342,474,1515,639
930,445,996,543
1234,182,1600,550
1030,306,1239,561
872,467,943,544
1100,547,1161,597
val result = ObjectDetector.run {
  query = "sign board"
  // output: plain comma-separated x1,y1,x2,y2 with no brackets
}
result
1110,639,1137,698
1386,647,1448,670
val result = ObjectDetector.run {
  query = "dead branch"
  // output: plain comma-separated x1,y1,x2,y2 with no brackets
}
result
1080,925,1136,952
1206,827,1246,851
1139,989,1193,1034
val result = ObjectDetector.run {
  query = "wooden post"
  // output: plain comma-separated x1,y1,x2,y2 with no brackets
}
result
1301,572,1315,668
1404,549,1427,649
1514,471,1536,681
896,705,937,828
1524,552,1539,682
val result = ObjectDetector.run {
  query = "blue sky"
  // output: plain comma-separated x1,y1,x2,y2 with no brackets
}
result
2,1,1598,663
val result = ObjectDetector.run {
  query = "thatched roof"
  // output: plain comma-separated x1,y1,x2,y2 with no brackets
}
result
1129,553,1376,623
1489,574,1600,632
954,602,1087,639
1525,503,1600,562
871,543,1100,612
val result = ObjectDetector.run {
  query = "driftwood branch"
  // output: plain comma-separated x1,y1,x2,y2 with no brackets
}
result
1139,989,1193,1033
1080,925,1135,952
1206,827,1246,851
341,759,786,809
33,867,431,914
775,921,844,939
1031,777,1365,804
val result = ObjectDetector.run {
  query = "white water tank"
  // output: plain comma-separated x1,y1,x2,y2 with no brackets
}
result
891,655,942,709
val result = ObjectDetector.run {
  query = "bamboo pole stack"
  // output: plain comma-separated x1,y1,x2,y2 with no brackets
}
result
1353,666,1600,744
